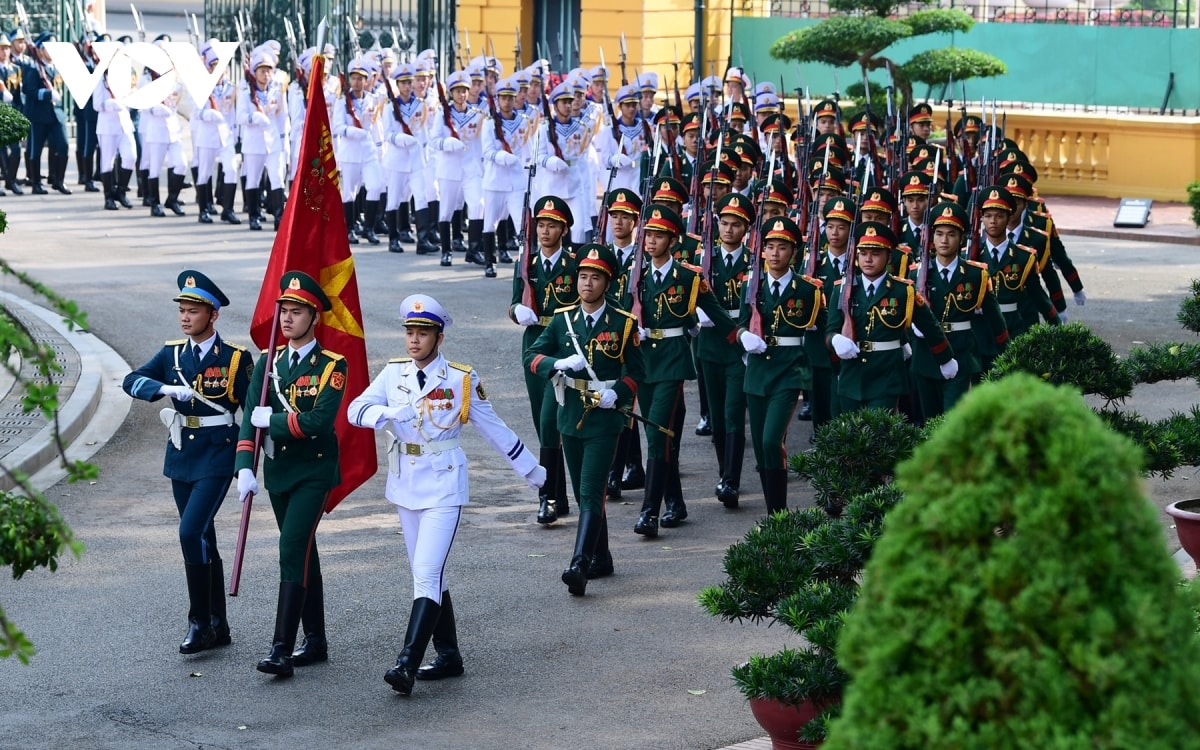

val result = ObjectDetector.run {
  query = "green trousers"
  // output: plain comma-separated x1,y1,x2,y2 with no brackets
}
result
523,367,561,448
747,389,801,470
639,380,684,461
810,365,836,430
839,395,899,414
562,432,619,514
913,371,972,420
268,484,327,585
698,358,746,436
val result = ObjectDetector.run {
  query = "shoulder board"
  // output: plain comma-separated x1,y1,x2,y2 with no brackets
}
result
165,339,186,346
321,350,346,361
613,308,638,320
388,357,412,364
802,275,823,288
448,361,473,373
274,344,287,351
1015,244,1039,256
226,341,249,352
966,260,989,270
892,276,914,285
564,249,578,259
896,244,912,254
556,304,579,314
834,278,845,286
685,232,702,243
681,262,702,273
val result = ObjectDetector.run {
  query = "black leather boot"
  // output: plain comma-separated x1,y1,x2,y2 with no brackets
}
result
292,574,328,667
374,194,389,235
451,208,466,252
136,166,148,202
562,510,602,596
464,219,485,265
148,177,165,216
210,557,231,646
660,455,688,528
715,431,744,509
481,231,497,277
586,513,614,580
257,581,306,677
496,219,514,263
247,188,262,230
218,182,240,223
536,445,559,525
3,152,22,194
384,597,441,695
415,590,464,680
165,170,186,215
621,428,645,490
101,171,118,210
554,447,570,517
634,459,667,538
387,208,404,252
438,221,453,267
397,202,416,243
712,431,727,491
343,201,358,243
29,157,47,194
270,188,285,230
423,200,442,252
116,167,133,207
362,200,381,244
179,562,217,654
82,154,99,192
414,207,436,254
764,468,789,514
197,182,213,223
50,153,72,194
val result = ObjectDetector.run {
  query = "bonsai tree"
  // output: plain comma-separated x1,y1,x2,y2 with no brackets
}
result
769,1,1006,109
0,103,91,663
824,374,1200,748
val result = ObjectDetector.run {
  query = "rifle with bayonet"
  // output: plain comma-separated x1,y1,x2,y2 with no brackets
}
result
541,59,564,161
945,80,958,189
618,32,628,87
518,126,541,313
669,44,684,179
803,147,830,278
698,117,723,280
486,39,511,154
915,149,941,300
514,26,522,69
745,144,778,338
128,2,145,43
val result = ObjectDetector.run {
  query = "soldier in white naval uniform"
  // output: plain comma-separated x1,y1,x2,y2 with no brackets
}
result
346,294,544,696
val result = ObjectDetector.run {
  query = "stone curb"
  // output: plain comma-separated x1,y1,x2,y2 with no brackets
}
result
1059,227,1200,246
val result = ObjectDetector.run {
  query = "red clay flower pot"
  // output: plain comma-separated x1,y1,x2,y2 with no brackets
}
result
748,696,823,750
1167,498,1200,566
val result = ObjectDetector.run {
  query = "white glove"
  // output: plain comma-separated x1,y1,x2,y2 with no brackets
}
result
158,384,195,401
236,468,258,502
344,126,367,141
1058,310,1070,324
597,389,619,409
545,156,568,173
638,327,651,342
383,404,418,424
696,308,714,328
1074,290,1087,306
940,358,960,380
392,132,418,148
50,90,62,105
739,330,767,354
103,98,120,112
910,325,925,339
200,107,221,122
903,343,912,361
441,137,465,152
831,333,860,360
513,304,539,326
554,353,588,372
150,104,170,117
250,110,270,125
1,89,11,104
687,325,700,337
495,150,519,166
250,405,273,429
608,154,633,169
524,464,546,489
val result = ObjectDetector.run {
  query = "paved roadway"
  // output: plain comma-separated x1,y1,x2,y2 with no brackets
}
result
0,188,1196,749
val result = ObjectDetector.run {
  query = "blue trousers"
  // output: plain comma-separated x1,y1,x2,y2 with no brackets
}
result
170,476,232,565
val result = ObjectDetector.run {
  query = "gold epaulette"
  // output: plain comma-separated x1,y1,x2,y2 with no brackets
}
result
613,307,639,320
321,350,345,361
556,305,579,314
388,357,412,364
448,361,473,373
966,260,989,271
892,276,914,285
165,339,186,345
802,275,823,288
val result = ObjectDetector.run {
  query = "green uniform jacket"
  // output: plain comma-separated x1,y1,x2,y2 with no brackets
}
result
509,247,580,350
907,258,1009,378
825,276,953,401
608,244,640,311
696,245,751,366
1030,198,1084,295
739,272,823,396
524,305,645,438
980,241,1058,339
235,344,346,493
801,249,847,371
640,259,737,382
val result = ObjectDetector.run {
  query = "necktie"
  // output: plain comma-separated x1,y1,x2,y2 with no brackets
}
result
866,282,875,298
193,345,202,365
544,259,552,276
417,369,426,389
772,280,781,298
585,314,594,333
724,253,733,271
992,248,1001,264
289,351,300,371
655,270,663,286
941,268,951,283
833,258,841,276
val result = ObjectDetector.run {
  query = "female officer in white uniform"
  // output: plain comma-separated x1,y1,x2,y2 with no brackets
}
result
347,294,545,696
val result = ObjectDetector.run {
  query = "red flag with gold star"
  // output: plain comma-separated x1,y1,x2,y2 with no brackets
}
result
249,52,375,511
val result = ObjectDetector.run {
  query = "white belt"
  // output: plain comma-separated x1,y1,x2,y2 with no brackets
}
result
998,303,1019,313
940,321,974,332
765,336,804,347
564,378,617,391
181,413,235,428
647,327,687,340
859,340,902,353
398,438,460,456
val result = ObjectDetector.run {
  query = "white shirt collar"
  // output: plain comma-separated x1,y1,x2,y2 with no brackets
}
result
190,332,217,360
936,256,959,277
721,245,744,264
582,303,607,324
287,339,318,362
650,256,674,278
540,247,563,268
768,269,793,289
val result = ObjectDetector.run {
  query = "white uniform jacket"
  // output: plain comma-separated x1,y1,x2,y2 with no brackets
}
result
481,109,533,192
347,355,539,510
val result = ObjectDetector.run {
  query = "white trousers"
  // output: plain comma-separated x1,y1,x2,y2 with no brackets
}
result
98,131,136,173
241,150,286,190
396,505,461,603
437,177,484,221
483,189,523,232
340,159,383,201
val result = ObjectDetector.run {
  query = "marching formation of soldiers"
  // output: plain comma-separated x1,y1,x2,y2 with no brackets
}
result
90,27,1092,687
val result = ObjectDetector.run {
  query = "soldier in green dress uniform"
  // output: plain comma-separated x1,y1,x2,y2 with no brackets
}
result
907,201,1009,418
696,193,755,509
800,196,856,431
235,271,348,678
603,188,644,499
509,195,579,525
998,170,1081,322
632,205,737,537
825,223,959,413
736,216,824,512
524,245,645,594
